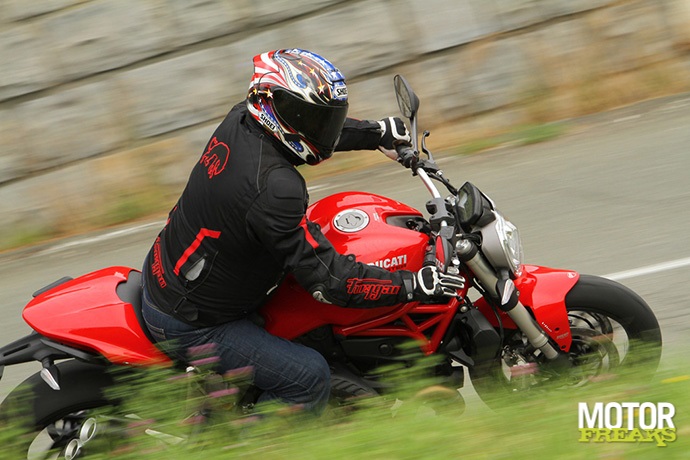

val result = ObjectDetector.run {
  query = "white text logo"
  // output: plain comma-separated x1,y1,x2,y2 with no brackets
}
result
578,402,676,446
370,254,408,271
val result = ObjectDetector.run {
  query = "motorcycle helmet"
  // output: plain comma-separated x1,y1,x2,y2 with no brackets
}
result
247,49,349,165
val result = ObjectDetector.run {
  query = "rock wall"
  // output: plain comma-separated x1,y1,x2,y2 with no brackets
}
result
1,0,689,246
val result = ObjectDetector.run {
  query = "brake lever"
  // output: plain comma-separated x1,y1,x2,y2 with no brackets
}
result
421,131,432,159
419,131,444,177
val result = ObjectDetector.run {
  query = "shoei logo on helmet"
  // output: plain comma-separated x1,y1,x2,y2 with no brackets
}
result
333,82,348,101
260,112,278,132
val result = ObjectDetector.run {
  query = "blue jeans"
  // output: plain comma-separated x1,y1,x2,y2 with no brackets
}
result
141,287,330,414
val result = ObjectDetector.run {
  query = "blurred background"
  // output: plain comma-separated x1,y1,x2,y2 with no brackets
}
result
1,0,690,249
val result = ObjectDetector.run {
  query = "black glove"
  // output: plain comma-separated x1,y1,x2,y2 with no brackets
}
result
378,117,411,159
414,266,465,301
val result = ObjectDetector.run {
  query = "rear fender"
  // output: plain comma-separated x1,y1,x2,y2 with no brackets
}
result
475,265,579,352
0,333,100,368
0,333,103,391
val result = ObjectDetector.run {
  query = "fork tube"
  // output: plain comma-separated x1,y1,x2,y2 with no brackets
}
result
455,238,498,297
456,238,560,360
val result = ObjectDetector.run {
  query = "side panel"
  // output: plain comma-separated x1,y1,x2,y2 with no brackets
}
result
22,267,170,365
474,264,579,351
262,276,401,340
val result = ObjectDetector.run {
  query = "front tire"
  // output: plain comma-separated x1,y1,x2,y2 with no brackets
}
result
470,275,662,407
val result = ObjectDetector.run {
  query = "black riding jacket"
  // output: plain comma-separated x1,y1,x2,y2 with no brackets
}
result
143,103,415,327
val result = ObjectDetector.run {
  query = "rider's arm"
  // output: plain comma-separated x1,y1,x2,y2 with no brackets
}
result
334,118,381,152
335,117,411,158
245,167,415,307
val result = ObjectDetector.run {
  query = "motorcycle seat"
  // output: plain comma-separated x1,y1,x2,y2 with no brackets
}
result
115,270,154,344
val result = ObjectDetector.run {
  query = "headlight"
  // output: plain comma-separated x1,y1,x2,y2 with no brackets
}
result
479,211,524,277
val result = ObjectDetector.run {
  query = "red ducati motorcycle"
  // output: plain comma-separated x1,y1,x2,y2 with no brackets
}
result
0,76,661,458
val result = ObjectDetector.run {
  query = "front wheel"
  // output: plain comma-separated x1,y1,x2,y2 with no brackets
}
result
470,275,662,407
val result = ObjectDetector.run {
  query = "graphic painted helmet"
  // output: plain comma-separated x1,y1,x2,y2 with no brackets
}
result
247,49,349,165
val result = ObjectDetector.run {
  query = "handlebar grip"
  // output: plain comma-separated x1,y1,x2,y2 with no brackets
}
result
395,142,418,169
423,247,437,267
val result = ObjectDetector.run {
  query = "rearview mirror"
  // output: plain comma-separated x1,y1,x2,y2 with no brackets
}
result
393,75,419,119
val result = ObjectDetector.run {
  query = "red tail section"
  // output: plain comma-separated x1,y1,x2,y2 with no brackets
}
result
23,267,171,366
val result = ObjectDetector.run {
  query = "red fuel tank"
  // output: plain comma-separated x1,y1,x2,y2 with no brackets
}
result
262,192,429,339
307,192,428,269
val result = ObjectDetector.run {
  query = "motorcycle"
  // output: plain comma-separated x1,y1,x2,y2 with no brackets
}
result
0,75,662,458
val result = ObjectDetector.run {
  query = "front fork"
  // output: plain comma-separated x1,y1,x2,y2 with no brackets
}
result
455,239,563,361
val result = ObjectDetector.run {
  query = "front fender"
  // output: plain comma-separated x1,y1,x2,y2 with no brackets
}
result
475,265,579,352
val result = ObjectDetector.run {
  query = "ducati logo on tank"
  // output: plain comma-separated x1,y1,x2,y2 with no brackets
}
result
370,254,408,270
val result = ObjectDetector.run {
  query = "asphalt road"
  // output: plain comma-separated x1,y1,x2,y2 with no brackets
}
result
1,93,689,406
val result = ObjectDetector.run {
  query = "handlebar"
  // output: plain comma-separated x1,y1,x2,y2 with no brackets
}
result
395,142,442,200
394,124,455,273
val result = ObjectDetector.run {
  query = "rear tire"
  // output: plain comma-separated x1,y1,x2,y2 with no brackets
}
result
470,275,662,408
0,360,116,459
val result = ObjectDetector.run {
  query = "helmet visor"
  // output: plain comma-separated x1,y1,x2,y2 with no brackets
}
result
272,89,348,157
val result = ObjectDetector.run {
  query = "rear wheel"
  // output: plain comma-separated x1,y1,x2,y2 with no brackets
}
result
470,275,662,407
0,360,118,459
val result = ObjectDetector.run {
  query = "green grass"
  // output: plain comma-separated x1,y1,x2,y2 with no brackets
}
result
457,122,567,155
0,226,57,252
2,349,687,459
0,188,166,254
94,188,165,228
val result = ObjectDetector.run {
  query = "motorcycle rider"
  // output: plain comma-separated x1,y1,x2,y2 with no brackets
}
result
140,48,465,414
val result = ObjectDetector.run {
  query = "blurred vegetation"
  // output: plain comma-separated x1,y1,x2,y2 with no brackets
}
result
1,346,687,459
455,123,567,155
90,187,164,229
0,47,686,254
0,121,567,254
2,0,690,255
0,185,169,253
0,225,58,252
2,55,689,253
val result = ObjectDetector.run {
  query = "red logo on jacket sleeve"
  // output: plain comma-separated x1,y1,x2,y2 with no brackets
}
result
200,137,230,178
346,278,401,300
